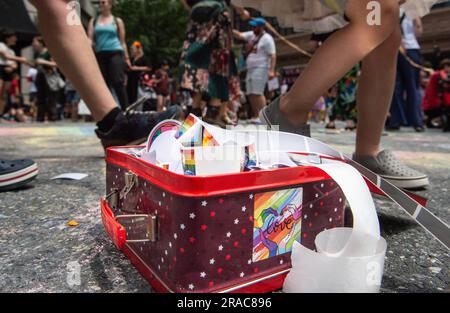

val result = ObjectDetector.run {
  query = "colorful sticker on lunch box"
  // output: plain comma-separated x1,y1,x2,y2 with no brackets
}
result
253,188,303,262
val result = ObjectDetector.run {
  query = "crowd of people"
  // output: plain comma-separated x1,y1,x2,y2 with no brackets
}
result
1,0,449,192
0,0,449,136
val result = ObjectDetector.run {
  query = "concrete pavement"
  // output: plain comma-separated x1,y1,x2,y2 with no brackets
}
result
0,121,448,292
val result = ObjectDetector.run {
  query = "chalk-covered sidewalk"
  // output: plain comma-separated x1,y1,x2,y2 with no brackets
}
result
0,122,448,292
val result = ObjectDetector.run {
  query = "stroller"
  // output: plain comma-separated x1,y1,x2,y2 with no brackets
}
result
137,73,158,111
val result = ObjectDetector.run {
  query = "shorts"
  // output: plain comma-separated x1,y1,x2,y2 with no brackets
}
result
66,90,81,104
0,65,14,82
246,67,269,96
29,92,37,103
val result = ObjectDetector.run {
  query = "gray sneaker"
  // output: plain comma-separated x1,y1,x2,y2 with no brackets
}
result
353,150,429,189
259,97,311,137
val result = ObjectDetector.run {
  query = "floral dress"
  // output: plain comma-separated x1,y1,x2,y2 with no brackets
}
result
327,63,360,123
179,3,240,102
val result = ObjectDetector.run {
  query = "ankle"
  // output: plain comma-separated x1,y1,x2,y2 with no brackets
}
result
96,107,122,132
354,149,379,159
279,96,309,125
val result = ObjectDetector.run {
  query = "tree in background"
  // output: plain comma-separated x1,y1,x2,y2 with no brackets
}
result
113,0,189,68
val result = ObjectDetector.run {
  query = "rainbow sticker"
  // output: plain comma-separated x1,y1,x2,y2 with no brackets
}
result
176,114,199,139
181,148,196,176
202,127,220,147
244,143,258,170
253,188,303,262
146,120,182,152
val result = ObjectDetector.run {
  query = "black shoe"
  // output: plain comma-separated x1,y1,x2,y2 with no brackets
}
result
0,159,38,192
203,105,226,128
95,105,183,149
385,125,400,131
414,126,425,133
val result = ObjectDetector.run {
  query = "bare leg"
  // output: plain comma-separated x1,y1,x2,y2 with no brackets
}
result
248,94,266,119
0,79,5,115
157,95,165,112
29,0,115,121
280,0,400,125
0,81,12,116
355,27,401,157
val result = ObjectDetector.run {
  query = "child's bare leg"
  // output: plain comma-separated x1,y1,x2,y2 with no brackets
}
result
281,0,400,125
0,80,5,115
29,0,115,121
0,81,11,116
356,27,401,157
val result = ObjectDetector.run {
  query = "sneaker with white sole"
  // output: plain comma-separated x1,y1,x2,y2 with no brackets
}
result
259,97,311,137
0,159,38,192
353,150,430,189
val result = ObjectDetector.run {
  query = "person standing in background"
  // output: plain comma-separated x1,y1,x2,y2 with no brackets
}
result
388,10,425,132
65,80,80,122
0,29,29,117
88,0,130,109
422,58,450,131
234,17,276,124
154,60,171,112
179,0,248,127
31,36,60,122
26,67,38,120
127,41,151,104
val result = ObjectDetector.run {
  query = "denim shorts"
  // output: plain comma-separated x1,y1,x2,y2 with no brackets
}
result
66,90,81,103
246,67,269,96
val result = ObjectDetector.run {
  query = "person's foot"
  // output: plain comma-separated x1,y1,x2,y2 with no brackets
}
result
203,105,226,128
353,150,429,189
259,97,311,137
95,105,183,149
325,121,336,129
0,159,39,192
248,117,263,125
345,120,357,131
385,125,400,131
414,126,425,133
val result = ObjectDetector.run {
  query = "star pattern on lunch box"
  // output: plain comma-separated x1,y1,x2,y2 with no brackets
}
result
106,167,347,293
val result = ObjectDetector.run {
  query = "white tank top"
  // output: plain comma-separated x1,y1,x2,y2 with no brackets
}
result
401,14,420,50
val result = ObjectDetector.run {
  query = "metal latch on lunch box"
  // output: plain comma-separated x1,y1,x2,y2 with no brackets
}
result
104,171,159,242
105,171,138,210
116,214,159,243
120,171,138,199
